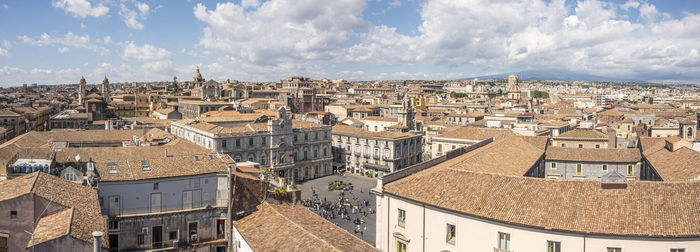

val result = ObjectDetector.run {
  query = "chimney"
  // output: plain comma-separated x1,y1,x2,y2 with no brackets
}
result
92,231,103,252
606,128,617,148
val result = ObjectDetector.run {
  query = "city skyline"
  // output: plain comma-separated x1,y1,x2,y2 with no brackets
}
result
1,0,700,86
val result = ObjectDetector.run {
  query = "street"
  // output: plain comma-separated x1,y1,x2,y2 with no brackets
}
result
295,173,378,246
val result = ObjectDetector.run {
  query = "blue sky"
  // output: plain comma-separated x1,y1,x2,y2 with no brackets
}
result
0,0,699,86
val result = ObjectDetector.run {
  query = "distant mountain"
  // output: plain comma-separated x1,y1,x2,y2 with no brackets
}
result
460,69,647,83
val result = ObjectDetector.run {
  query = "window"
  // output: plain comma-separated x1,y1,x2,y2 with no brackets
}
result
595,144,600,149
108,220,119,231
551,163,556,169
397,241,407,252
561,143,566,147
153,183,159,190
670,249,685,252
169,231,178,240
137,234,144,245
578,144,583,148
222,140,227,148
627,165,633,175
498,232,510,251
398,209,406,228
0,235,7,252
446,223,456,245
236,139,240,147
262,137,266,144
576,164,582,176
602,165,608,172
547,241,561,252
188,222,198,240
438,144,442,152
10,211,17,219
607,248,621,252
249,138,254,146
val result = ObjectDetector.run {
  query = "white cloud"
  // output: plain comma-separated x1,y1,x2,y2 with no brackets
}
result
3,4,8,9
639,2,659,23
58,47,70,53
241,0,259,8
388,0,401,8
80,22,86,28
119,4,143,30
620,0,639,10
136,2,150,17
343,0,700,81
18,32,110,55
122,41,172,61
104,36,114,45
52,0,109,18
0,48,7,57
2,40,11,49
193,1,368,65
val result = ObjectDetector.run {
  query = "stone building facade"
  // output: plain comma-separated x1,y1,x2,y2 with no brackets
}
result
331,124,422,177
171,107,333,182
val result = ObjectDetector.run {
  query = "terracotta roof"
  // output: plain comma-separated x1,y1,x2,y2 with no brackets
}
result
0,172,108,247
29,208,73,247
339,117,364,126
384,168,700,238
363,116,398,122
555,128,608,139
235,202,378,252
447,112,486,117
545,147,641,163
437,127,517,140
154,108,175,115
96,154,232,182
430,136,545,176
644,146,700,182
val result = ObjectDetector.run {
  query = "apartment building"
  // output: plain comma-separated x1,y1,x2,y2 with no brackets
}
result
331,124,422,177
96,155,232,251
171,107,333,182
544,147,642,180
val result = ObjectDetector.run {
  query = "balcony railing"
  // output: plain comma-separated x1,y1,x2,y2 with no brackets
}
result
105,199,223,217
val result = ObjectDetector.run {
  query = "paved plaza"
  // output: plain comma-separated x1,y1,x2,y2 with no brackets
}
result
295,173,378,246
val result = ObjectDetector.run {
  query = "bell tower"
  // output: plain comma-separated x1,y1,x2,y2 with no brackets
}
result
78,76,87,105
101,75,111,102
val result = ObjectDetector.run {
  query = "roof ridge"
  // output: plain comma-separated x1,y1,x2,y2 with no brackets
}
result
29,171,41,193
66,207,74,237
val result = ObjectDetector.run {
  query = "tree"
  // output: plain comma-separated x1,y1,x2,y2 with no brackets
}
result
533,90,550,99
171,76,179,94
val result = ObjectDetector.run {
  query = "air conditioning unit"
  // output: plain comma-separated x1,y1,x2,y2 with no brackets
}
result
190,234,198,242
172,240,179,248
141,227,148,234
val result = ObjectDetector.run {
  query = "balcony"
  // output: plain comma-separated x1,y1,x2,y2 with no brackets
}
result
364,163,390,172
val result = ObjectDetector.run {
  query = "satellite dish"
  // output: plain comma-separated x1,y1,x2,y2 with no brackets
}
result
75,154,81,162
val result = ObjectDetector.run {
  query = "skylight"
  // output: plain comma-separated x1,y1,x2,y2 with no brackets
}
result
108,169,117,174
194,156,200,161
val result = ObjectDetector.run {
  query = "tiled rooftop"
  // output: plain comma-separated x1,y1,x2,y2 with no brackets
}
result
384,168,700,237
545,146,641,163
0,172,108,248
235,202,379,252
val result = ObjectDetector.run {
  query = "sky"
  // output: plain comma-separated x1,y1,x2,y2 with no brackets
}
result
0,0,699,86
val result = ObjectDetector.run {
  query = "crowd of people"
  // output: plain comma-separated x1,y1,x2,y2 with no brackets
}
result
300,186,375,239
